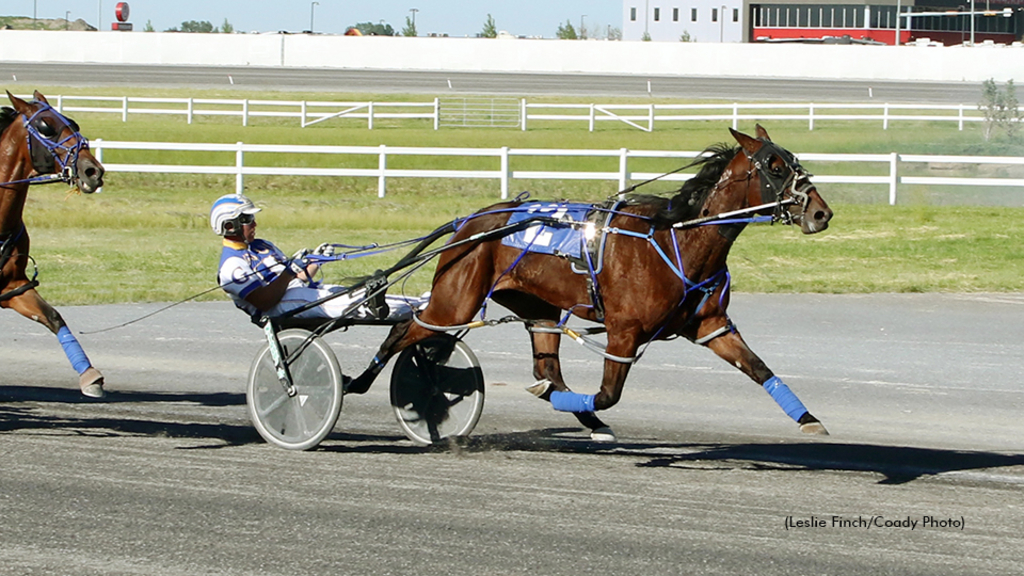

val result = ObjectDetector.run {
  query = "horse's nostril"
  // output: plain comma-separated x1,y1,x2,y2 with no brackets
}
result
814,210,827,221
85,167,97,178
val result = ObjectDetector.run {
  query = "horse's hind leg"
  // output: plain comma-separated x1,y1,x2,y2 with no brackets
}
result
524,323,613,440
2,287,105,398
700,325,827,435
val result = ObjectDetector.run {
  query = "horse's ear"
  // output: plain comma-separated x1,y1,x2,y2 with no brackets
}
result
6,90,31,114
729,127,761,156
755,124,771,141
32,90,49,104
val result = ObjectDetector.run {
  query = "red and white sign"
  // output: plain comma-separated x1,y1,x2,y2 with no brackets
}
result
115,2,130,23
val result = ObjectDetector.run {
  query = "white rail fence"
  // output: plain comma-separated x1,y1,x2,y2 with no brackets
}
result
90,140,1024,205
41,94,992,132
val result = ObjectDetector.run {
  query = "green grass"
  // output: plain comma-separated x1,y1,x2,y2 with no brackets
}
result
11,85,1024,305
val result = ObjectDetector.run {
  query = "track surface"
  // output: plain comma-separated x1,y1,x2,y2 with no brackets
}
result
2,294,1022,575
2,62,985,103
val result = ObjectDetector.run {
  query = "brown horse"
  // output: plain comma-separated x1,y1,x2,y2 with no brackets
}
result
352,125,833,440
1,91,106,397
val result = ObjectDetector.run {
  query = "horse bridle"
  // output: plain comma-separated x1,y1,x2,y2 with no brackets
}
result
745,139,814,225
0,102,87,188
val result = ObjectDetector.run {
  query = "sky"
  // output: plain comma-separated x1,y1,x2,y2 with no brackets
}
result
19,1,623,38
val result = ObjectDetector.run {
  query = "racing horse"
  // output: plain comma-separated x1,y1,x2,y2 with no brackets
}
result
353,125,833,440
1,91,107,397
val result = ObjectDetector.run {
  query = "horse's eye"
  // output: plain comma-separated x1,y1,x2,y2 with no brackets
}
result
35,120,58,138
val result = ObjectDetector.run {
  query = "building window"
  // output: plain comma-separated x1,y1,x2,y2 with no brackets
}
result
733,8,739,22
630,7,637,21
654,7,660,21
712,8,718,22
673,8,679,22
691,7,697,21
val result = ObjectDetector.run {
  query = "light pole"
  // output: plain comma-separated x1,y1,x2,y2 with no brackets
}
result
66,11,71,30
98,1,102,31
895,0,901,45
309,1,319,32
580,14,586,39
410,7,418,27
970,0,975,44
720,5,725,42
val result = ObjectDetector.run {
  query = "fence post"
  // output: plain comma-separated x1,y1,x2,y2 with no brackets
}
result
809,103,814,131
883,103,889,130
958,104,964,131
378,144,387,198
501,146,510,200
732,103,739,130
243,99,249,127
121,97,128,122
618,148,630,192
236,142,245,194
521,98,527,131
368,102,374,130
301,101,307,128
187,98,194,125
589,104,596,132
93,138,103,193
889,152,898,205
435,98,440,130
649,104,655,132
56,95,64,114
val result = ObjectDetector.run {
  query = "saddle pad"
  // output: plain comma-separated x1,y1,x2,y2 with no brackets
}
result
500,202,589,258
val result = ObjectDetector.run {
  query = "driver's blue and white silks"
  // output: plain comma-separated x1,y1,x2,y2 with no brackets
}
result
57,326,91,375
762,375,808,421
218,238,420,322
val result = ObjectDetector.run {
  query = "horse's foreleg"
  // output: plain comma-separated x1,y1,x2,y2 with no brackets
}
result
524,324,612,436
2,287,105,398
701,326,827,435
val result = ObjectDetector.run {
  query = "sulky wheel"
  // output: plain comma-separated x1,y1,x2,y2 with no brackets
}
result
247,329,344,450
390,334,485,446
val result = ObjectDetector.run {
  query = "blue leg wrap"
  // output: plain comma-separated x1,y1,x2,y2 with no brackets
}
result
763,376,808,422
57,326,92,375
549,391,596,413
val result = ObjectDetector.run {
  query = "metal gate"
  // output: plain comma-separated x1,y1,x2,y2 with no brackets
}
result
439,97,521,128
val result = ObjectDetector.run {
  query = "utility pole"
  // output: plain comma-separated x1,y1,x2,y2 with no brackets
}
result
310,1,319,32
580,14,586,39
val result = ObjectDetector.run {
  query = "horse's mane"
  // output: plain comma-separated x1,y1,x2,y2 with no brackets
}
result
624,143,740,227
0,107,16,137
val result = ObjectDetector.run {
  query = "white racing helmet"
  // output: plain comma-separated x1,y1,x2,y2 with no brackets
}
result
210,194,261,237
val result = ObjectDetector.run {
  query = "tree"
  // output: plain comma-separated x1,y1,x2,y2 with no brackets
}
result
220,19,234,34
641,31,652,41
354,21,395,36
556,20,577,39
979,78,1022,141
143,19,155,32
402,15,417,37
175,20,215,33
606,26,622,41
679,30,692,42
481,14,497,38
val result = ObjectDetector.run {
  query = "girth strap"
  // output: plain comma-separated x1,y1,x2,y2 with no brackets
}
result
0,279,39,303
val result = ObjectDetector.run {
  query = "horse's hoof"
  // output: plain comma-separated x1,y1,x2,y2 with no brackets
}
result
79,367,105,399
800,421,829,435
590,426,616,442
525,378,552,398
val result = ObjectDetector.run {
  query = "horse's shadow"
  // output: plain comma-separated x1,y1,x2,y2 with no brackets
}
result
452,428,1024,485
4,386,1024,483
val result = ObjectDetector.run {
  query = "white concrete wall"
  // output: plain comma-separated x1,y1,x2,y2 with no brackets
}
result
1,30,1022,83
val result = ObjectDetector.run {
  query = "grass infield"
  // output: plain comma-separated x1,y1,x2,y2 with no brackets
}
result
12,85,1024,305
